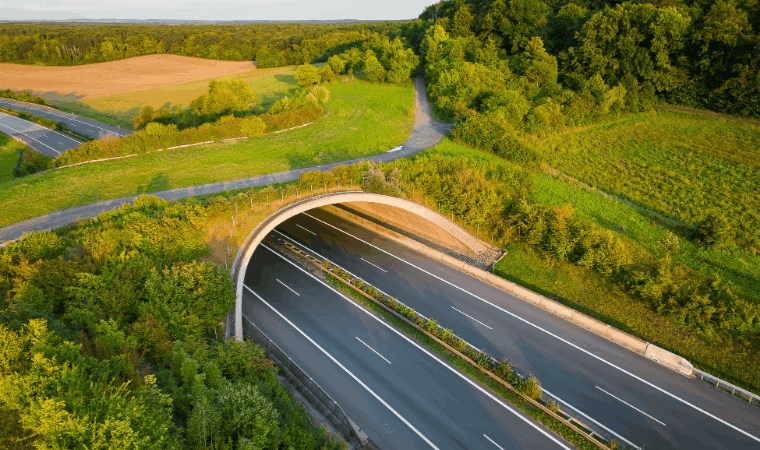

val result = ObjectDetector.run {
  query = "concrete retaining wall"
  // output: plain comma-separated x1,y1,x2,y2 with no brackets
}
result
328,206,695,378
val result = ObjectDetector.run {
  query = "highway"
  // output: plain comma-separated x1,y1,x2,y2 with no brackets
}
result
271,208,760,450
0,98,131,139
243,243,572,449
0,111,81,157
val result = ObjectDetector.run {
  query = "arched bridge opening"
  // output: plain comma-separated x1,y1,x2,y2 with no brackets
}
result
230,191,499,340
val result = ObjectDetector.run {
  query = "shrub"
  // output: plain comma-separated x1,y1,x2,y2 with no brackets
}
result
523,375,543,400
295,64,322,87
696,211,733,248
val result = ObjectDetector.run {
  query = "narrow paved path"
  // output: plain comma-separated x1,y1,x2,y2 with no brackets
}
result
0,75,450,243
0,111,81,157
0,98,131,138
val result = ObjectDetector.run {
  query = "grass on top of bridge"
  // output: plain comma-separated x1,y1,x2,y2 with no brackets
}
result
0,80,414,228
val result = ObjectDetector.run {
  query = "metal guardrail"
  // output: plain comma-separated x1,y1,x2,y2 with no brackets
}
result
693,368,759,405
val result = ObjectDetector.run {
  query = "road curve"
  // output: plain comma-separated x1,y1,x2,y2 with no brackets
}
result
0,98,131,139
245,244,570,450
0,75,450,243
0,111,81,157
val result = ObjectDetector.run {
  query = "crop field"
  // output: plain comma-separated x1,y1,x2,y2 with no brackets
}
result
533,110,760,251
0,54,254,98
0,80,414,227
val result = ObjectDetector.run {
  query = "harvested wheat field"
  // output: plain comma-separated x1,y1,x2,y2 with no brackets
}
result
0,54,255,98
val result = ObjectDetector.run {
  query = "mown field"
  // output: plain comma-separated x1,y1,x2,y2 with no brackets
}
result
534,110,760,253
0,80,414,227
0,54,254,98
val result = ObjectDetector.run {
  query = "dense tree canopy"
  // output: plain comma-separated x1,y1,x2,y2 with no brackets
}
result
414,0,759,119
0,196,345,449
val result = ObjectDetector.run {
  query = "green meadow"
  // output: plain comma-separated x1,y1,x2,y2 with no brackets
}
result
0,80,414,227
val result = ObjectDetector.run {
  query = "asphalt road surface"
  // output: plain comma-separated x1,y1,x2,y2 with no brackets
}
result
0,98,131,139
0,111,81,157
271,208,760,450
244,244,571,450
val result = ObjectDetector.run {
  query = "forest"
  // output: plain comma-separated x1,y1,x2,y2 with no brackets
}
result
408,0,758,122
0,22,404,68
0,196,345,449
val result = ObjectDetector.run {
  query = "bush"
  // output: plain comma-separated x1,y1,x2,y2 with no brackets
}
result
696,211,733,248
523,376,543,400
13,148,51,177
295,64,322,87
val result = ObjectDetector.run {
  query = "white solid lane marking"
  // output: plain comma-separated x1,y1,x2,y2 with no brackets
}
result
242,286,439,450
276,279,300,296
543,388,641,450
301,212,760,444
2,100,125,136
451,306,493,330
0,120,61,154
295,224,317,236
361,257,388,273
259,244,572,449
483,434,505,450
596,386,667,426
356,336,392,364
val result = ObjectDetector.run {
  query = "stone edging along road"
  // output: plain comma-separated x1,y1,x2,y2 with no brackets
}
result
0,75,450,244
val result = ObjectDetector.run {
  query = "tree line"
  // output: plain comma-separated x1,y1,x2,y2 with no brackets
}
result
295,34,420,86
0,22,403,68
54,79,330,167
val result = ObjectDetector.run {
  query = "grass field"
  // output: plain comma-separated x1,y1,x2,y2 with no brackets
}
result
428,132,760,302
417,116,759,389
0,134,22,183
534,110,760,251
0,80,414,227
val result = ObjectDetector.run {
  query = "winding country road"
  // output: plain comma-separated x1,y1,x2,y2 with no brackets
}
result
0,75,449,243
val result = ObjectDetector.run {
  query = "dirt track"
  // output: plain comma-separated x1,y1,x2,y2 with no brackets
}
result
0,54,254,98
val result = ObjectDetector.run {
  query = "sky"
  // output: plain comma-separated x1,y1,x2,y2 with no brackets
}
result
0,0,435,21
